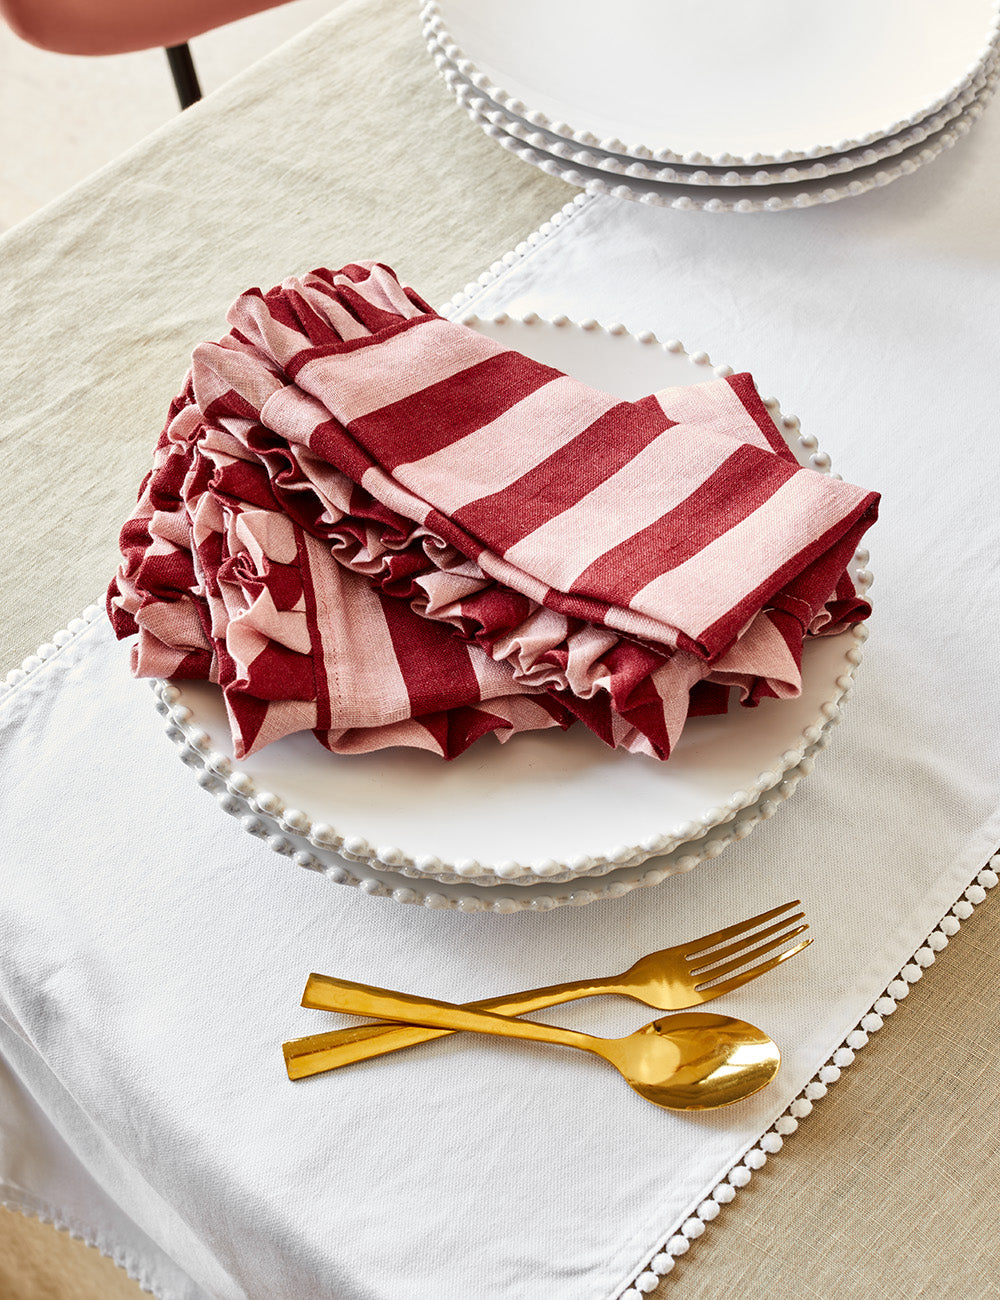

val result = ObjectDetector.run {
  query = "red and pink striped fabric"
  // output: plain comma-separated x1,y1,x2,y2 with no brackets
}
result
108,262,878,760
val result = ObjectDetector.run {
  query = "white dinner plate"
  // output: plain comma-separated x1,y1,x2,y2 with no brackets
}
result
157,735,827,913
157,317,871,895
424,0,1000,165
432,38,999,188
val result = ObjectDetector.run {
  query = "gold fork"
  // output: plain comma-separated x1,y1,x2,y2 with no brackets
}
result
284,899,810,1080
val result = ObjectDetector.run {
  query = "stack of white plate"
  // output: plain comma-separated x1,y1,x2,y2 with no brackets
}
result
422,0,1000,212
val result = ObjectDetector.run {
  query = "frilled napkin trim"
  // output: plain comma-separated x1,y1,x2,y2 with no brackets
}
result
108,262,877,759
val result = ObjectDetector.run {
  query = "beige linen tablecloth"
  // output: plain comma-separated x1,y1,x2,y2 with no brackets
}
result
1,1,998,1295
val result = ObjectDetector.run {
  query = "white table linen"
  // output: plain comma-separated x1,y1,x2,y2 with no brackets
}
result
2,102,1000,1293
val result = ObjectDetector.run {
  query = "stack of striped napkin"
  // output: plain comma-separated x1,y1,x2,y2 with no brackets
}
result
107,262,878,760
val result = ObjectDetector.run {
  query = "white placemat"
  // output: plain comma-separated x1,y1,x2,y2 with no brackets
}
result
3,148,1000,1300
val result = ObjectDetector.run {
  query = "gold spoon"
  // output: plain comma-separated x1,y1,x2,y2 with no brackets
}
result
285,901,809,1080
298,974,780,1111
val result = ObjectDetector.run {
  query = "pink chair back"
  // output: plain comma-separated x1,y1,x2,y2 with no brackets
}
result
0,0,292,55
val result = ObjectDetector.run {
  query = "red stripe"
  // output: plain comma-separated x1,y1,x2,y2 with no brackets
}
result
202,386,264,425
346,482,412,537
347,350,560,470
224,689,268,754
312,264,364,284
456,586,534,648
549,638,670,753
687,680,731,716
548,688,617,749
106,588,138,637
135,550,199,596
569,442,800,606
726,373,795,461
415,706,513,759
379,595,484,717
185,451,216,505
235,641,316,702
320,262,396,289
284,315,428,379
834,569,857,603
308,417,377,483
422,506,488,562
333,284,419,333
542,588,614,626
384,506,616,638
173,648,214,679
226,554,303,612
822,566,870,628
262,284,347,346
312,263,436,315
615,672,672,759
326,263,394,285
210,458,280,511
308,273,436,323
769,507,877,624
194,524,224,599
452,394,672,554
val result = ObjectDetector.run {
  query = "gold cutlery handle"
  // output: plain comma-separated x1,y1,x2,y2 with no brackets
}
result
300,974,599,1061
284,976,617,1079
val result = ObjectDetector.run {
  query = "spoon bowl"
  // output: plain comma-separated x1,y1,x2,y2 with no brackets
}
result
604,1012,780,1110
299,974,781,1111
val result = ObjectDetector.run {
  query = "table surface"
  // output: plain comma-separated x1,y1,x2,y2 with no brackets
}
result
1,1,998,1296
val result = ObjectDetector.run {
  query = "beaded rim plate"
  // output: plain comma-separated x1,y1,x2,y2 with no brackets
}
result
157,316,872,892
153,736,827,913
453,74,997,214
432,39,999,188
423,0,1000,166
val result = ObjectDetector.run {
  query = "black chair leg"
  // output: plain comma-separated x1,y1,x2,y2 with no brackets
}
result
165,43,202,110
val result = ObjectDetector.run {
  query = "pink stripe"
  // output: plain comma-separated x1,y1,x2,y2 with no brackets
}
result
627,472,873,648
290,317,508,421
351,350,563,473
501,409,750,590
687,494,877,660
392,375,619,514
297,528,329,732
569,442,799,606
359,466,433,529
708,610,802,697
451,393,671,554
305,546,413,730
653,377,778,454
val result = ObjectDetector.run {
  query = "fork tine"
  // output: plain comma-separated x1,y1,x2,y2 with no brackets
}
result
692,923,809,982
683,900,802,959
694,936,813,996
686,913,805,972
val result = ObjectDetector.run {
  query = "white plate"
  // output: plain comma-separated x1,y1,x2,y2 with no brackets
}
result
465,87,995,214
424,0,1000,165
433,38,999,188
157,737,827,913
157,317,871,890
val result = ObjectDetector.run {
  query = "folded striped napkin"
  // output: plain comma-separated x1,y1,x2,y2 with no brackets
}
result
108,262,878,760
